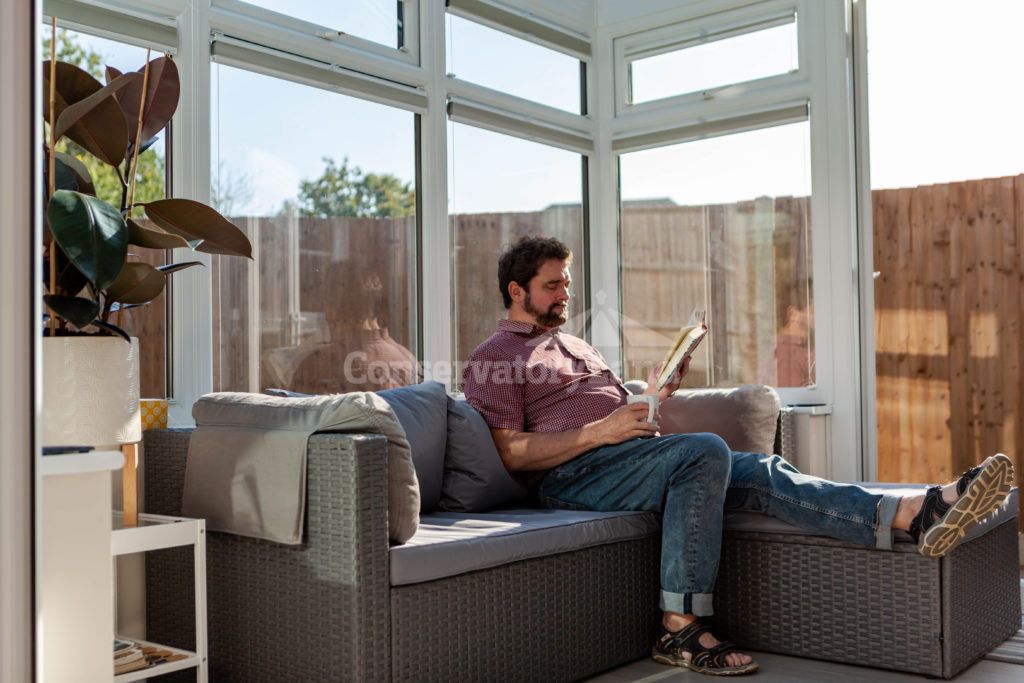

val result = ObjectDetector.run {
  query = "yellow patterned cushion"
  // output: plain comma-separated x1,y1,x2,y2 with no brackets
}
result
140,399,168,431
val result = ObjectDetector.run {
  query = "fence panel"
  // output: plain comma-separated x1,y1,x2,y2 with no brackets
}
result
873,175,1023,526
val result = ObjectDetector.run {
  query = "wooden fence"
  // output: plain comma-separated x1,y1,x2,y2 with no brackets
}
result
619,197,810,387
127,177,1022,520
873,175,1023,509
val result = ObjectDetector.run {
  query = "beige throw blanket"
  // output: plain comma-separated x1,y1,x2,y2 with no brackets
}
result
182,391,420,545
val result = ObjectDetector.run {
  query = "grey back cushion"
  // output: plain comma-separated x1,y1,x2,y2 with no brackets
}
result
441,396,527,512
268,383,449,514
378,382,449,513
659,384,780,455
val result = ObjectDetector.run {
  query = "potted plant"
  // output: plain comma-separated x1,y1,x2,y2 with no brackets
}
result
41,44,252,449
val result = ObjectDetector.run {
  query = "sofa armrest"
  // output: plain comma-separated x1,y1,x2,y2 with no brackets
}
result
658,385,781,456
142,428,392,682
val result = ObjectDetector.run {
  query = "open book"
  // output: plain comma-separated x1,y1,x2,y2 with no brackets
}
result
654,310,707,390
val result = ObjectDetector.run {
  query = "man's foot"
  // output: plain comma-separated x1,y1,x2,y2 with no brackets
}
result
901,454,1014,558
652,617,758,676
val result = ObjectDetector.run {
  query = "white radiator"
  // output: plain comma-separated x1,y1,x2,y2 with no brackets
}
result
779,405,832,479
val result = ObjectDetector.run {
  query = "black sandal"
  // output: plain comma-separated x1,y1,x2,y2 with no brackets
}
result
652,618,758,676
910,454,1014,557
907,485,950,543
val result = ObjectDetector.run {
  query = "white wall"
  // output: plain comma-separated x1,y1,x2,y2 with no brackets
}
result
0,0,38,680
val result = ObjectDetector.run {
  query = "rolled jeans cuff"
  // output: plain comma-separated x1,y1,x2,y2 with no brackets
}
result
660,590,714,617
874,493,901,550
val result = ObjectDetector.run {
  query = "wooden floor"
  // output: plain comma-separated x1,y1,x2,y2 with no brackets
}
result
586,651,1021,683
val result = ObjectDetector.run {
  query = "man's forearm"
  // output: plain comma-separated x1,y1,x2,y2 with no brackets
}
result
495,425,605,472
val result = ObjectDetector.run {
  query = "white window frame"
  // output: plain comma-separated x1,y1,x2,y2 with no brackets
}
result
213,0,420,67
851,0,878,479
45,1,869,481
441,2,595,373
46,0,597,424
596,0,867,481
43,0,178,53
612,0,801,117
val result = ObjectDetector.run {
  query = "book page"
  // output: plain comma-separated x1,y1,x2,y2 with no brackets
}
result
655,310,707,389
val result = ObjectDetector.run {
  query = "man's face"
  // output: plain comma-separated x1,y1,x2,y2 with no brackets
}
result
522,259,571,328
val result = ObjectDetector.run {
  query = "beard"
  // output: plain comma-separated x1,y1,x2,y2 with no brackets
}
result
524,292,568,328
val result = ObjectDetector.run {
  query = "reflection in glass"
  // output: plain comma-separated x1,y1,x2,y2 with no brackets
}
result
630,21,798,104
446,14,581,113
212,64,417,394
448,123,585,374
619,121,813,389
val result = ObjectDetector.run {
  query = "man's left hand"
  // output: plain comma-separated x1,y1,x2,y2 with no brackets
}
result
647,357,691,402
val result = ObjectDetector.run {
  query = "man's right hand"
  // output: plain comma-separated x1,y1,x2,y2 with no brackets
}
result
490,402,659,472
592,403,660,446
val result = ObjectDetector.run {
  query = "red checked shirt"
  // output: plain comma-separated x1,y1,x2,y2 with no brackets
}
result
463,319,629,435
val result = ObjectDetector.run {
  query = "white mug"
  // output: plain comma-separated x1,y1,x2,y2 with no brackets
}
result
627,394,659,423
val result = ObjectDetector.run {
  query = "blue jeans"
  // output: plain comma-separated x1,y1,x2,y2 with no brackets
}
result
537,433,901,617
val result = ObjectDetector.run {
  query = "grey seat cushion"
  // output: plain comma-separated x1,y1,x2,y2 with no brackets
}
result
390,508,660,586
440,395,527,512
724,483,1019,546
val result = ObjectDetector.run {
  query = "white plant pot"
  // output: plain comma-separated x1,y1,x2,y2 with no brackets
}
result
42,336,142,449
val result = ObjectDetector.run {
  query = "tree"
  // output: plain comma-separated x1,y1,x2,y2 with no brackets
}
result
211,161,255,217
296,156,415,218
44,30,165,215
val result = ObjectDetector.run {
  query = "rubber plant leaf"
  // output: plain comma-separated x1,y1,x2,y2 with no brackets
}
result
46,190,128,291
104,262,166,305
105,66,123,85
125,136,160,162
109,302,143,312
115,57,180,145
127,218,189,249
42,61,101,125
93,319,131,342
53,72,140,142
50,155,80,192
53,72,137,167
157,261,204,275
143,198,252,258
42,295,100,329
54,152,96,195
43,244,90,298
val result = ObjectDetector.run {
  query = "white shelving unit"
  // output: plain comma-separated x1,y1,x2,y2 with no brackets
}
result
40,450,124,683
112,512,208,682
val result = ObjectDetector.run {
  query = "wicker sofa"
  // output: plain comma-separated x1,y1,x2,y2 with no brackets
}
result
141,388,1020,682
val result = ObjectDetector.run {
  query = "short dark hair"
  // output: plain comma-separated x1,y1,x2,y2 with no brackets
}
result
497,236,573,309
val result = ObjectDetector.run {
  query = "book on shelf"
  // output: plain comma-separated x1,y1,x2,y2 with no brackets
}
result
654,309,708,390
114,641,147,675
114,637,189,675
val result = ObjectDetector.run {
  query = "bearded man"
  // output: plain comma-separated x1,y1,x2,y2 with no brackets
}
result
461,235,1014,677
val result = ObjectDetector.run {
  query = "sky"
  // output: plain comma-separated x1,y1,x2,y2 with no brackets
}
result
58,0,1024,214
865,1,1024,190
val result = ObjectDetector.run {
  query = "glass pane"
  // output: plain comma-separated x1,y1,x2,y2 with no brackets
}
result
212,64,417,394
630,21,798,104
446,14,581,113
240,0,402,49
449,123,585,376
619,121,813,389
42,27,169,398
